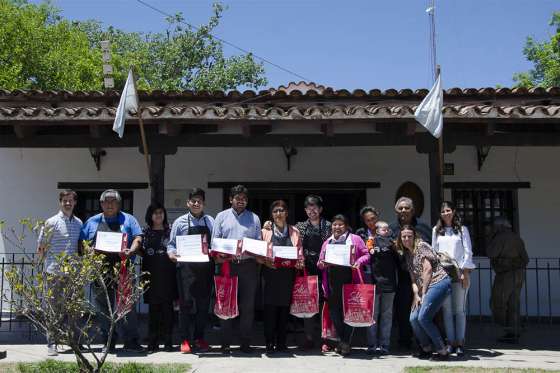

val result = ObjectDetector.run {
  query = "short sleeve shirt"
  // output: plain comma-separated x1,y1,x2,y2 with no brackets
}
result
405,240,448,291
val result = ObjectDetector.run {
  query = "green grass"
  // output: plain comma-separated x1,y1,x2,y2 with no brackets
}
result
0,360,191,373
405,368,560,373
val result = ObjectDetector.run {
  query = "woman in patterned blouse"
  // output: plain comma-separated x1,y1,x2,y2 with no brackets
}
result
397,225,451,361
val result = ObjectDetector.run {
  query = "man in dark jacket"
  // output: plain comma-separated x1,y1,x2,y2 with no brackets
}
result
487,217,529,343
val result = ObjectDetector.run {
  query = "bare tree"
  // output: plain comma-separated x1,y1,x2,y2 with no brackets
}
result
2,219,146,373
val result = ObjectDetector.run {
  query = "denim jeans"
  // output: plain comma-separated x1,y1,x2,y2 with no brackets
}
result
409,277,451,352
366,292,395,349
442,281,469,344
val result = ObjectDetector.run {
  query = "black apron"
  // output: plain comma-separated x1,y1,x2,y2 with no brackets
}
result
262,232,296,306
93,216,126,281
177,215,214,303
141,228,177,304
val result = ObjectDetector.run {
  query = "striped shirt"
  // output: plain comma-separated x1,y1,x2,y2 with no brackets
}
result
38,211,82,273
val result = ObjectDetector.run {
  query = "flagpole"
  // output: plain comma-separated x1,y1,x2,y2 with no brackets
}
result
436,65,444,203
130,69,151,183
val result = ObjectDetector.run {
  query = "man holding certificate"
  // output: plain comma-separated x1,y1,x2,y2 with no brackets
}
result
167,188,215,354
211,185,261,354
79,189,144,353
317,214,369,356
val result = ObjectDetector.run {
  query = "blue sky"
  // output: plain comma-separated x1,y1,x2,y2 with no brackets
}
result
33,0,558,90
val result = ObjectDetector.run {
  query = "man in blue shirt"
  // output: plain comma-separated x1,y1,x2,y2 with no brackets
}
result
80,189,144,354
212,185,261,354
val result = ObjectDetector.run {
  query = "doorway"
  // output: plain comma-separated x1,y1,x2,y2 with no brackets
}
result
210,182,378,230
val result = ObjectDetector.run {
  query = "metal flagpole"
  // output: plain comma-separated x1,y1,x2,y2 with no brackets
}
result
429,0,444,203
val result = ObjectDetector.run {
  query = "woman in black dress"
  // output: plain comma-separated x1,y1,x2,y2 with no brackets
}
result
141,203,178,353
260,200,303,353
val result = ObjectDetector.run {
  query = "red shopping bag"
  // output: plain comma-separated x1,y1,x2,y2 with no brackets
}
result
343,269,375,327
213,262,239,320
290,270,319,318
116,258,133,315
321,302,338,340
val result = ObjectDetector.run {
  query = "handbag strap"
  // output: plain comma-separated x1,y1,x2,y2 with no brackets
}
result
354,267,364,284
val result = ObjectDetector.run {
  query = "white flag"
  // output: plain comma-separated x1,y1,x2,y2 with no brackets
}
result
112,70,138,138
415,74,443,138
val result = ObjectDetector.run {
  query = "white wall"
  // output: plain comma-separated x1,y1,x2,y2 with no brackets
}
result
1,145,559,316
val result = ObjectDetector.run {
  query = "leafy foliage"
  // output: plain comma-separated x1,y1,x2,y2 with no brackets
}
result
0,0,267,91
13,360,190,373
514,12,560,88
2,219,147,373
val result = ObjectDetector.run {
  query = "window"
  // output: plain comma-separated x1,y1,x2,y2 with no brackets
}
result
73,191,134,222
450,187,519,256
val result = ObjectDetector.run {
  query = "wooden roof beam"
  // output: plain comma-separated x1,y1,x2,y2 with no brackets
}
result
13,124,36,139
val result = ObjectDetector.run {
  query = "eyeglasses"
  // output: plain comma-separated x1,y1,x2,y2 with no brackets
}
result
272,209,286,214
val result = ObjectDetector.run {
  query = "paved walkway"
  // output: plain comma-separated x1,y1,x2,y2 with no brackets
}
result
1,344,559,372
1,321,559,372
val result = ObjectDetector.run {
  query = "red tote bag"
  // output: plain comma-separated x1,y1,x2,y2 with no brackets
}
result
342,269,375,327
213,262,239,320
290,269,319,318
321,302,338,340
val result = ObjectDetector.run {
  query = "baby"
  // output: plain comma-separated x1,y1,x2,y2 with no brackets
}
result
369,221,393,255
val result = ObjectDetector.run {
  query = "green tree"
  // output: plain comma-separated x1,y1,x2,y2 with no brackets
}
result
0,0,102,90
0,1,267,91
514,12,560,88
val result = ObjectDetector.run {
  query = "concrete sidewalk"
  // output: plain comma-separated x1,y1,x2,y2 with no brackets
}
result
0,344,559,372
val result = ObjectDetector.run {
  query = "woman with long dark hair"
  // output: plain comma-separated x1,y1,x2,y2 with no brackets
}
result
141,202,177,353
397,225,451,360
432,201,475,356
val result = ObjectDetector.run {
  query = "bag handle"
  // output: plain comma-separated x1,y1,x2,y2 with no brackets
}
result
222,261,231,278
353,266,364,284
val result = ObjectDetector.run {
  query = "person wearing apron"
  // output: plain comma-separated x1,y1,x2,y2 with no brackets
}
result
79,189,143,354
140,203,177,353
260,200,303,354
167,188,215,354
317,214,369,356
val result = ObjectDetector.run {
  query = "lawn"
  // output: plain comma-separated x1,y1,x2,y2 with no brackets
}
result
0,360,191,373
405,368,560,373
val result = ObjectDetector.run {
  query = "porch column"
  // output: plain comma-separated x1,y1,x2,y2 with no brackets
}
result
416,138,455,226
139,144,177,206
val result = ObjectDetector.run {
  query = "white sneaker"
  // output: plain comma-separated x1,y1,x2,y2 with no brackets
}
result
47,345,58,356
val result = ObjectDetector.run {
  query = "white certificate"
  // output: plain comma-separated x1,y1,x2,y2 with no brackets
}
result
211,238,239,256
324,244,352,267
176,234,209,263
95,231,125,253
273,246,298,260
242,237,271,258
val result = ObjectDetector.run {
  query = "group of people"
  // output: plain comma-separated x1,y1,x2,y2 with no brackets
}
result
37,185,529,359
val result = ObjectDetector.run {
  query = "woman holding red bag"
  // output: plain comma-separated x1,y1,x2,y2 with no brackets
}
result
317,214,369,356
261,200,304,354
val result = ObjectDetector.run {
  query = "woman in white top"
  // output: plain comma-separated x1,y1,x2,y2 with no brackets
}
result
432,201,476,356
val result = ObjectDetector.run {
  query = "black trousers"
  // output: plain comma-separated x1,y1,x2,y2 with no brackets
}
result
264,304,290,347
177,263,212,341
395,269,413,346
148,302,174,345
220,260,258,346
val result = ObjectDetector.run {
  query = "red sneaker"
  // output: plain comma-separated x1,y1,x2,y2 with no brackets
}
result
196,339,210,352
321,343,332,353
180,340,192,354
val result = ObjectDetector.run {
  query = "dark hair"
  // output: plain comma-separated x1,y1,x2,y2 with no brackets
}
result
59,189,77,202
270,200,288,219
145,202,169,229
230,184,249,198
435,201,462,236
360,205,380,217
396,224,417,252
188,188,206,201
331,214,349,226
304,195,323,208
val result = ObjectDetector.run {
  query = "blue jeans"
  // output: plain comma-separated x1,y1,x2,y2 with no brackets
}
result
442,281,469,344
366,292,395,349
409,277,451,352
